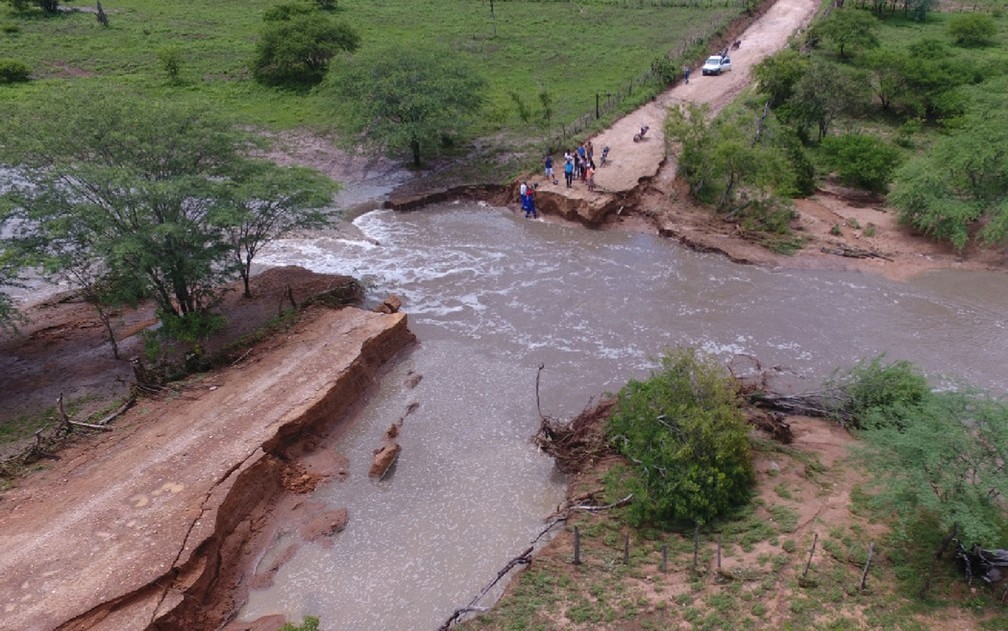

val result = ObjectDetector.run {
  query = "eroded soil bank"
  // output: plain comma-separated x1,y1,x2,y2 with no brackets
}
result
0,305,414,631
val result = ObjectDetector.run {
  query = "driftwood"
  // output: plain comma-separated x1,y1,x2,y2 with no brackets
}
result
439,546,534,630
820,244,893,261
748,389,856,427
535,398,615,474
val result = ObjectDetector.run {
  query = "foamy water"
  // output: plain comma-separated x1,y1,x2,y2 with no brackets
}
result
241,202,1008,629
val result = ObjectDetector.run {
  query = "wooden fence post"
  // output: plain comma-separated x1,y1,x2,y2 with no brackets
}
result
859,543,875,590
573,526,581,565
803,533,818,580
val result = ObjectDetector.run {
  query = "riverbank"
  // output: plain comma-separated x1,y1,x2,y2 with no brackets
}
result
0,293,414,630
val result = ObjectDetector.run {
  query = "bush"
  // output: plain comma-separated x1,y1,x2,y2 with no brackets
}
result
0,58,30,84
2,23,20,34
263,1,317,21
251,12,360,88
280,616,319,631
948,13,997,47
606,349,755,528
157,47,183,84
828,356,929,429
820,133,902,192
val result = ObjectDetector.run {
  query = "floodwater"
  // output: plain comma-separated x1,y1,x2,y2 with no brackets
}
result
240,201,1008,629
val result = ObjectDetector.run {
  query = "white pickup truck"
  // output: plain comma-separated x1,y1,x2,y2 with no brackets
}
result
702,55,732,76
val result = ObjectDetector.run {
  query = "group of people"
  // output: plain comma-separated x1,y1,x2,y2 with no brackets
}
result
520,141,601,219
558,142,597,191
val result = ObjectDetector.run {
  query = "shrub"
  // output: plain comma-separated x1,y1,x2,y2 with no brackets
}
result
947,13,997,47
828,356,929,429
820,133,902,192
263,1,317,22
280,616,319,631
251,12,360,88
2,23,20,34
157,47,183,84
606,348,755,528
0,58,30,84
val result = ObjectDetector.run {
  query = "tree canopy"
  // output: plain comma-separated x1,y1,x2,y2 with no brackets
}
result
328,46,487,166
0,90,338,341
251,7,360,89
606,348,755,528
812,8,880,59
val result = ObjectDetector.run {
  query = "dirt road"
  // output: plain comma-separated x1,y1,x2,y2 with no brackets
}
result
0,308,413,630
533,0,819,199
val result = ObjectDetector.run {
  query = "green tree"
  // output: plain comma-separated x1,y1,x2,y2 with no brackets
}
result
820,133,903,192
858,389,1008,546
787,59,867,141
251,11,360,89
812,8,880,59
668,101,797,210
280,616,320,631
947,13,997,47
157,47,183,85
861,47,911,111
329,47,487,166
221,161,337,298
753,49,810,108
889,103,1008,250
0,238,25,332
893,39,972,120
1,90,337,335
606,348,755,528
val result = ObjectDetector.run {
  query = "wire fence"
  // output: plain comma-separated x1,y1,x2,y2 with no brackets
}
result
547,4,750,151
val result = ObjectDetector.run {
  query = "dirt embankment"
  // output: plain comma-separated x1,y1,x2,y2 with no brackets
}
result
0,275,415,631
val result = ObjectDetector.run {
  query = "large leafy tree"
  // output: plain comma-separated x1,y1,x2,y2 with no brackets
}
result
251,6,360,89
812,8,880,59
667,101,800,210
606,349,755,528
1,90,337,337
889,102,1008,250
786,59,867,142
753,49,810,108
857,386,1008,546
329,47,487,166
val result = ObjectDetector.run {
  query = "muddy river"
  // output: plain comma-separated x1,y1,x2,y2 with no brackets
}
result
241,201,1008,629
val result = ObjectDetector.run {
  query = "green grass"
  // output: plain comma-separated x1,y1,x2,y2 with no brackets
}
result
0,0,744,134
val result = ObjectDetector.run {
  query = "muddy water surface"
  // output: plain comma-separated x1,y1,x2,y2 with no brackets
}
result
241,202,1008,629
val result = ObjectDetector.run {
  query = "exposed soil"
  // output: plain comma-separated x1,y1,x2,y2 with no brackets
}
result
0,270,414,631
2,0,1007,629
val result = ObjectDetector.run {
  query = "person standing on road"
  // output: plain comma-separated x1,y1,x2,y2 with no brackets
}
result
683,65,690,84
564,156,574,188
586,162,596,192
544,155,555,184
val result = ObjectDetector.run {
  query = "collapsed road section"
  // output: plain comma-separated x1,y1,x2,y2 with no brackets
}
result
0,307,414,631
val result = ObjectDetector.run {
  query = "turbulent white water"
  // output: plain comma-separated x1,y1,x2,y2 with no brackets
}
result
240,201,1008,630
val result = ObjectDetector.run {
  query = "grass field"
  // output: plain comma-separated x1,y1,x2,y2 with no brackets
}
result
0,0,746,133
